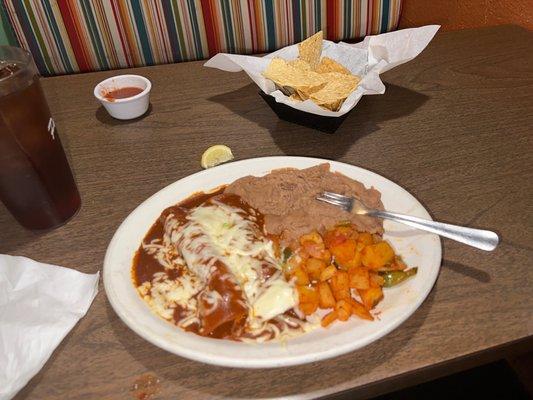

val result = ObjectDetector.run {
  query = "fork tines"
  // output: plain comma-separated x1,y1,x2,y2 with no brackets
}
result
321,191,352,201
316,191,352,211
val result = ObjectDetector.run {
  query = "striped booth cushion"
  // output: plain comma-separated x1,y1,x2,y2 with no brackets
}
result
1,0,402,76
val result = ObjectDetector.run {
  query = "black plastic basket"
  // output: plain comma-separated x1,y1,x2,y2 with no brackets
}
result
259,91,350,134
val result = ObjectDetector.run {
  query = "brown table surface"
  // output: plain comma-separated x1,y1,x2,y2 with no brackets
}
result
3,25,532,400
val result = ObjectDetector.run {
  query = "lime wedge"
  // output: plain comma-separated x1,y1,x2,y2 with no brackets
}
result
201,145,234,169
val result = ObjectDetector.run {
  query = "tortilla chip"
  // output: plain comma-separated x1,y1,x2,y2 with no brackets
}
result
262,33,362,111
309,72,360,111
298,31,323,69
295,87,315,100
316,57,352,75
288,59,311,72
263,58,326,95
320,72,361,87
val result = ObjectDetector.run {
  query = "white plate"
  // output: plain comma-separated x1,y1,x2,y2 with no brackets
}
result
104,157,441,368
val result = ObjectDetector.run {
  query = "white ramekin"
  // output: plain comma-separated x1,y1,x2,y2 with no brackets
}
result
94,74,151,120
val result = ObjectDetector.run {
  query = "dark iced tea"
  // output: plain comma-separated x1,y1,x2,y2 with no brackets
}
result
0,47,80,230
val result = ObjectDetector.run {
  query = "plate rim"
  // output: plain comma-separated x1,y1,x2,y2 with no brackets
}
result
103,156,442,368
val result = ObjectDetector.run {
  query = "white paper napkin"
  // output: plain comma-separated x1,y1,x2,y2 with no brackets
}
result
204,25,440,117
0,255,99,400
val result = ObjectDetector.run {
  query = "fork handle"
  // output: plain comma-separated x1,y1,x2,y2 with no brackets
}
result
369,210,499,251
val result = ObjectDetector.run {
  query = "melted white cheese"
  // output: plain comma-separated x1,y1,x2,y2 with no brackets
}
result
144,271,200,321
139,201,300,340
253,279,298,321
177,201,297,323
138,214,203,324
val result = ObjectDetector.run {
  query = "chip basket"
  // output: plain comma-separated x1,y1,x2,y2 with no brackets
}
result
259,91,350,134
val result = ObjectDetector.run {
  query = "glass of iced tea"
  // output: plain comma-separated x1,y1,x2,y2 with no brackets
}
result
0,46,80,230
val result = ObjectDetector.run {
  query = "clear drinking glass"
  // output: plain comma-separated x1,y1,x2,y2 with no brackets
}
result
0,46,80,230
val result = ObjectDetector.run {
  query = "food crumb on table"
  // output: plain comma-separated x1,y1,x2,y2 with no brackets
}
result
130,373,161,400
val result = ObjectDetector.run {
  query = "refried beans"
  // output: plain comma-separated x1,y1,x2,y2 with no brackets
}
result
225,163,384,245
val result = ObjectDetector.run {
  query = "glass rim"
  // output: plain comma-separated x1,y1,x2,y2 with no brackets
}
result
0,46,33,83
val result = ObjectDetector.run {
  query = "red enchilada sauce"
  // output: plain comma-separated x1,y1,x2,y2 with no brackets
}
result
103,86,143,101
132,188,281,340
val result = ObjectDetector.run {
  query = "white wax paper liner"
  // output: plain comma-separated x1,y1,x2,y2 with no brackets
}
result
204,25,440,117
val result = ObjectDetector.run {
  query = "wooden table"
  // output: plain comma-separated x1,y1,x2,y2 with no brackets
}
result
3,25,532,400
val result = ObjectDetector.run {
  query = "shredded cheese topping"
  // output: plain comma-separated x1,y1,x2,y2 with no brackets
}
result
137,199,318,341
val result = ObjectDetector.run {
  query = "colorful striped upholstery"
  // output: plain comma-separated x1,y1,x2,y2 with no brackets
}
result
1,0,402,76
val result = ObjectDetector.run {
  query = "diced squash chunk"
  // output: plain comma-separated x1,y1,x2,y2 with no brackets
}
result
357,232,374,246
335,299,352,321
349,298,374,320
302,241,328,260
323,226,356,248
348,266,370,289
284,254,302,277
357,287,384,310
321,249,332,263
299,231,324,246
299,302,318,315
330,270,349,292
330,239,357,267
347,250,362,269
318,282,336,309
292,266,310,285
331,270,351,301
320,265,337,282
300,231,329,259
369,272,384,288
297,285,318,304
305,258,326,281
321,311,338,327
333,289,351,301
361,242,395,270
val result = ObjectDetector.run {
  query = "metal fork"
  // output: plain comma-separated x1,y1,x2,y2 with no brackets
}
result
316,191,499,251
